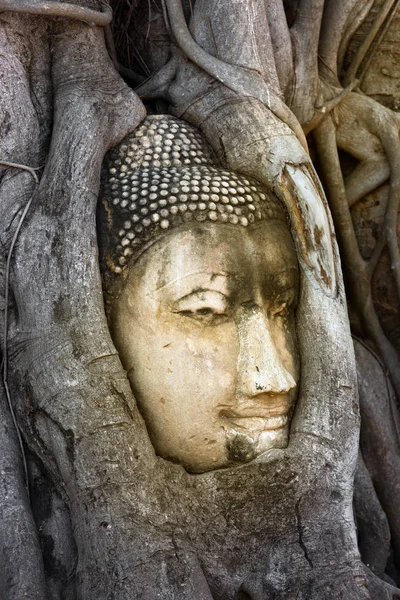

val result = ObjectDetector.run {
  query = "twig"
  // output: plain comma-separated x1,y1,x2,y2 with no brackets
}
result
160,0,172,37
0,160,39,183
337,0,375,77
146,0,151,41
0,0,112,27
0,160,39,501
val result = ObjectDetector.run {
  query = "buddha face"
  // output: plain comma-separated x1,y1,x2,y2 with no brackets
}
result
111,221,300,473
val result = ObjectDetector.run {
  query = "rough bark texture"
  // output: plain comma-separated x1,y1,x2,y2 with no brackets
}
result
0,0,399,598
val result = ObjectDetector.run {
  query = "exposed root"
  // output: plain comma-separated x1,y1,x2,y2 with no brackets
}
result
382,127,400,301
354,450,391,577
355,328,400,571
0,0,112,26
1,160,40,501
343,0,400,86
345,159,389,207
313,115,400,401
0,384,47,600
0,160,40,184
162,0,308,150
335,94,400,311
288,0,325,123
364,567,400,599
303,79,358,134
135,53,178,99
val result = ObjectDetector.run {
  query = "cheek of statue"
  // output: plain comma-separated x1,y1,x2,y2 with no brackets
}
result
110,223,300,473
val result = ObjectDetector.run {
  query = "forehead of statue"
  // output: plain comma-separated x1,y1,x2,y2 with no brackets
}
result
122,221,298,300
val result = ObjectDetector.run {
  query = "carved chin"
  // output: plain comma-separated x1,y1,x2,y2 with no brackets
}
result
225,424,289,465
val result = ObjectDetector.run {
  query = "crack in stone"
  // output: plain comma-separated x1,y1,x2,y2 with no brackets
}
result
295,497,314,569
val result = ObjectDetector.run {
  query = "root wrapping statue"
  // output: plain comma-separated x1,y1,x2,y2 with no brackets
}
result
97,114,363,597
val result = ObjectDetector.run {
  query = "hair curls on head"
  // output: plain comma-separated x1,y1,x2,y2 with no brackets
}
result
97,115,288,308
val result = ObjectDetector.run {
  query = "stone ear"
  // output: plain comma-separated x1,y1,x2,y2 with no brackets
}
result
279,164,336,297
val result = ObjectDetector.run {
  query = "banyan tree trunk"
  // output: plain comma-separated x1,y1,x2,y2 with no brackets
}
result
0,1,399,598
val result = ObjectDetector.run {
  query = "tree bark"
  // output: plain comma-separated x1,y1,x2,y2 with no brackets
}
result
0,0,399,598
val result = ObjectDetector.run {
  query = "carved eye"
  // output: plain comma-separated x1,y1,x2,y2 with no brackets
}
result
196,307,216,317
174,290,229,324
179,307,227,324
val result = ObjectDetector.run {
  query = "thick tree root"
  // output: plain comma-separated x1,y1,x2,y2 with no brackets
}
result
162,0,308,150
0,0,112,26
314,114,400,401
0,385,47,600
354,450,391,577
355,339,400,572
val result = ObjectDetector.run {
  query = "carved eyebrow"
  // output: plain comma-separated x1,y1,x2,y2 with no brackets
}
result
174,287,229,301
155,270,238,291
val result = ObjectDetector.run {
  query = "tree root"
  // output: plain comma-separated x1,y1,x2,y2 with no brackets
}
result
355,338,400,572
354,450,391,577
161,0,308,150
314,113,400,402
1,161,39,500
335,94,400,300
345,159,389,207
318,0,374,81
0,0,112,26
0,384,47,600
288,0,325,123
303,80,358,134
364,566,400,599
342,0,400,86
264,0,293,95
135,53,178,99
314,3,400,383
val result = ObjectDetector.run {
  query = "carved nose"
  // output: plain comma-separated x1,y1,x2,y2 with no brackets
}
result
236,309,296,399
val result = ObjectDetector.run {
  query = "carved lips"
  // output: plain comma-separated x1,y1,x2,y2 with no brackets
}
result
220,403,291,433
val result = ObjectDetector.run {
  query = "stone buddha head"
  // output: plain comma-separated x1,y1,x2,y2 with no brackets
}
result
98,116,300,473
